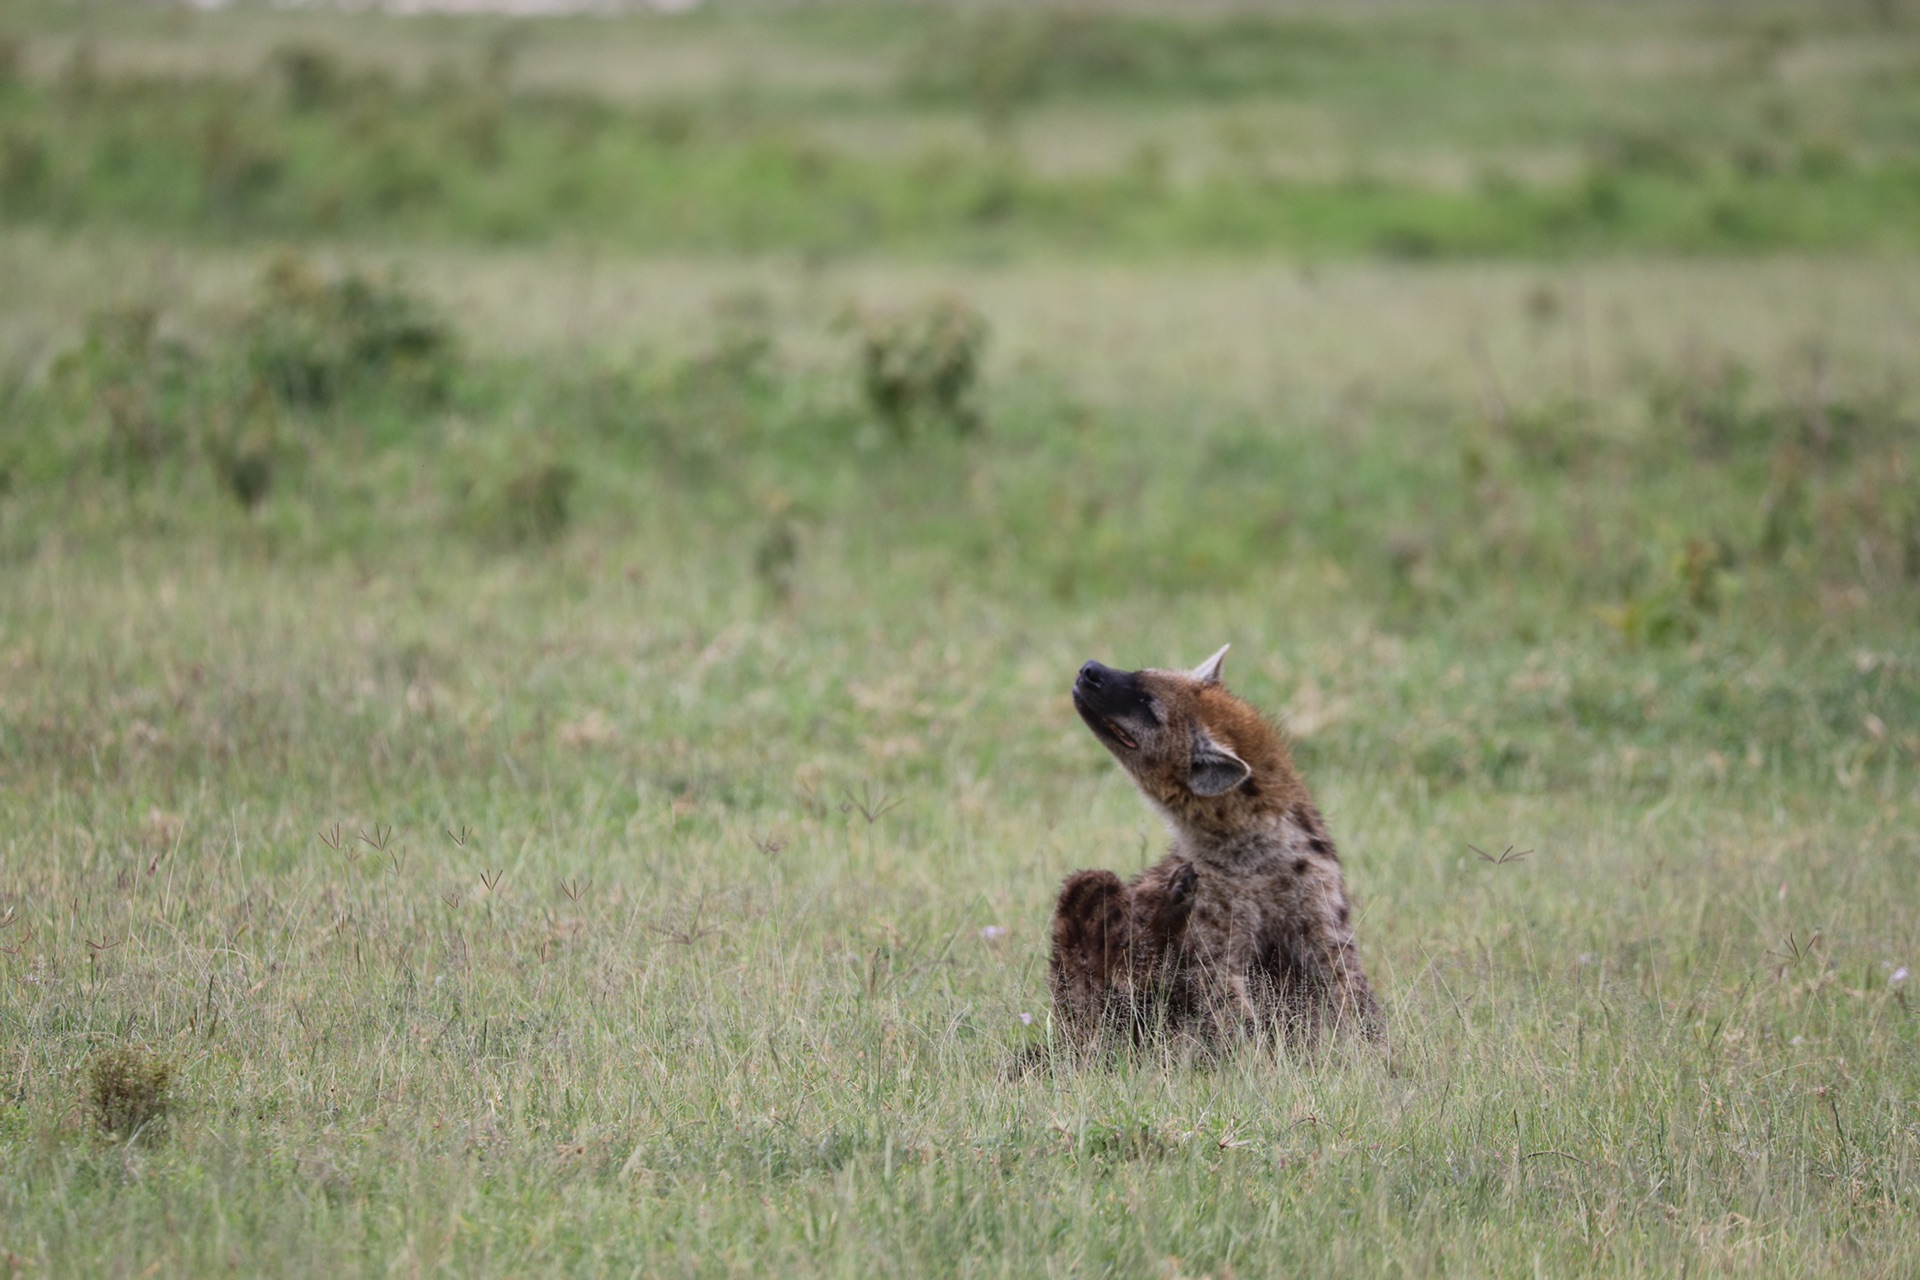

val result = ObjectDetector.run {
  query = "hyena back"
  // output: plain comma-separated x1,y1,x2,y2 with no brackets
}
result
1049,644,1381,1053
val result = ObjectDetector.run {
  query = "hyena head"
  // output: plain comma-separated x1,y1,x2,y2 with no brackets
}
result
1072,645,1301,834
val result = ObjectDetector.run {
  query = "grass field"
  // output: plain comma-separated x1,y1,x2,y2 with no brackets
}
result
1,2,1918,1276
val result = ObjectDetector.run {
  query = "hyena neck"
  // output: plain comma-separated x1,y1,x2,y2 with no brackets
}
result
1142,751,1315,856
1165,798,1333,871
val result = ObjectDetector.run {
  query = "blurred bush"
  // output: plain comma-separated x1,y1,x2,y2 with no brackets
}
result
87,1044,175,1139
51,305,199,487
199,104,284,219
449,445,579,548
272,43,347,113
3,258,460,523
246,254,456,409
852,295,988,441
0,33,22,91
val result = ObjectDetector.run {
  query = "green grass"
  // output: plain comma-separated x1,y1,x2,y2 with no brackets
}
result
1,1,1919,258
1,237,1916,1277
2,2,1920,1275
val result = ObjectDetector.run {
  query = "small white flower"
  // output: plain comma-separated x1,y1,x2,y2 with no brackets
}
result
1790,1035,1805,1046
1018,1012,1034,1026
979,925,1007,942
1893,967,1909,985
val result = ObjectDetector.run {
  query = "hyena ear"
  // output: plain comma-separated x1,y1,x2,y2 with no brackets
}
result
1188,726,1252,797
1188,643,1230,687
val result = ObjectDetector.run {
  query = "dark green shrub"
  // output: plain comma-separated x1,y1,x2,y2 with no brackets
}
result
0,33,23,92
502,461,576,543
86,1044,174,1138
218,446,273,511
200,108,284,217
754,497,801,605
245,255,457,409
854,295,988,441
52,306,197,485
457,453,578,547
1759,442,1812,560
1608,537,1736,646
271,43,345,113
207,393,280,513
0,129,51,213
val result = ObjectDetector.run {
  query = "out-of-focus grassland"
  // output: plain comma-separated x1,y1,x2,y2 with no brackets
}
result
4,0,1920,255
1,3,1917,1277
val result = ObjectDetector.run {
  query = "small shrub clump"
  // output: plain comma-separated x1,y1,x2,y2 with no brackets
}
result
51,305,198,486
272,43,348,114
86,1044,175,1139
245,254,458,410
1607,536,1738,647
209,419,278,512
454,451,579,548
854,295,988,441
0,33,22,87
500,460,577,544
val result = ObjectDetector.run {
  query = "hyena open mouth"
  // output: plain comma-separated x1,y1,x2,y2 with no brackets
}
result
1072,662,1151,753
1070,689,1138,750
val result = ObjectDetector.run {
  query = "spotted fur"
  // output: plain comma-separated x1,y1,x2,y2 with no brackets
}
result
1049,646,1381,1053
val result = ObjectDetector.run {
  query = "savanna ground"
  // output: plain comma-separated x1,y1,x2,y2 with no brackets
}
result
1,1,1918,1275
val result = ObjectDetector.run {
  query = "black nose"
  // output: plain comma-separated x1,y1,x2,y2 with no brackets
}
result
1078,661,1108,688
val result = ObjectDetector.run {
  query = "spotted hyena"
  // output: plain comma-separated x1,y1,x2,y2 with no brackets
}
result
1049,645,1380,1053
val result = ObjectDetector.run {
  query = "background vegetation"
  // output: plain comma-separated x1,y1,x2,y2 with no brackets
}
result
5,1,1920,257
0,1,1916,1276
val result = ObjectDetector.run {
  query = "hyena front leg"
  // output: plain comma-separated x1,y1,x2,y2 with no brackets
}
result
1151,861,1200,941
1270,926,1382,1046
1129,859,1198,979
1115,860,1200,1042
1181,913,1261,1044
1048,870,1132,1052
1324,936,1383,1040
